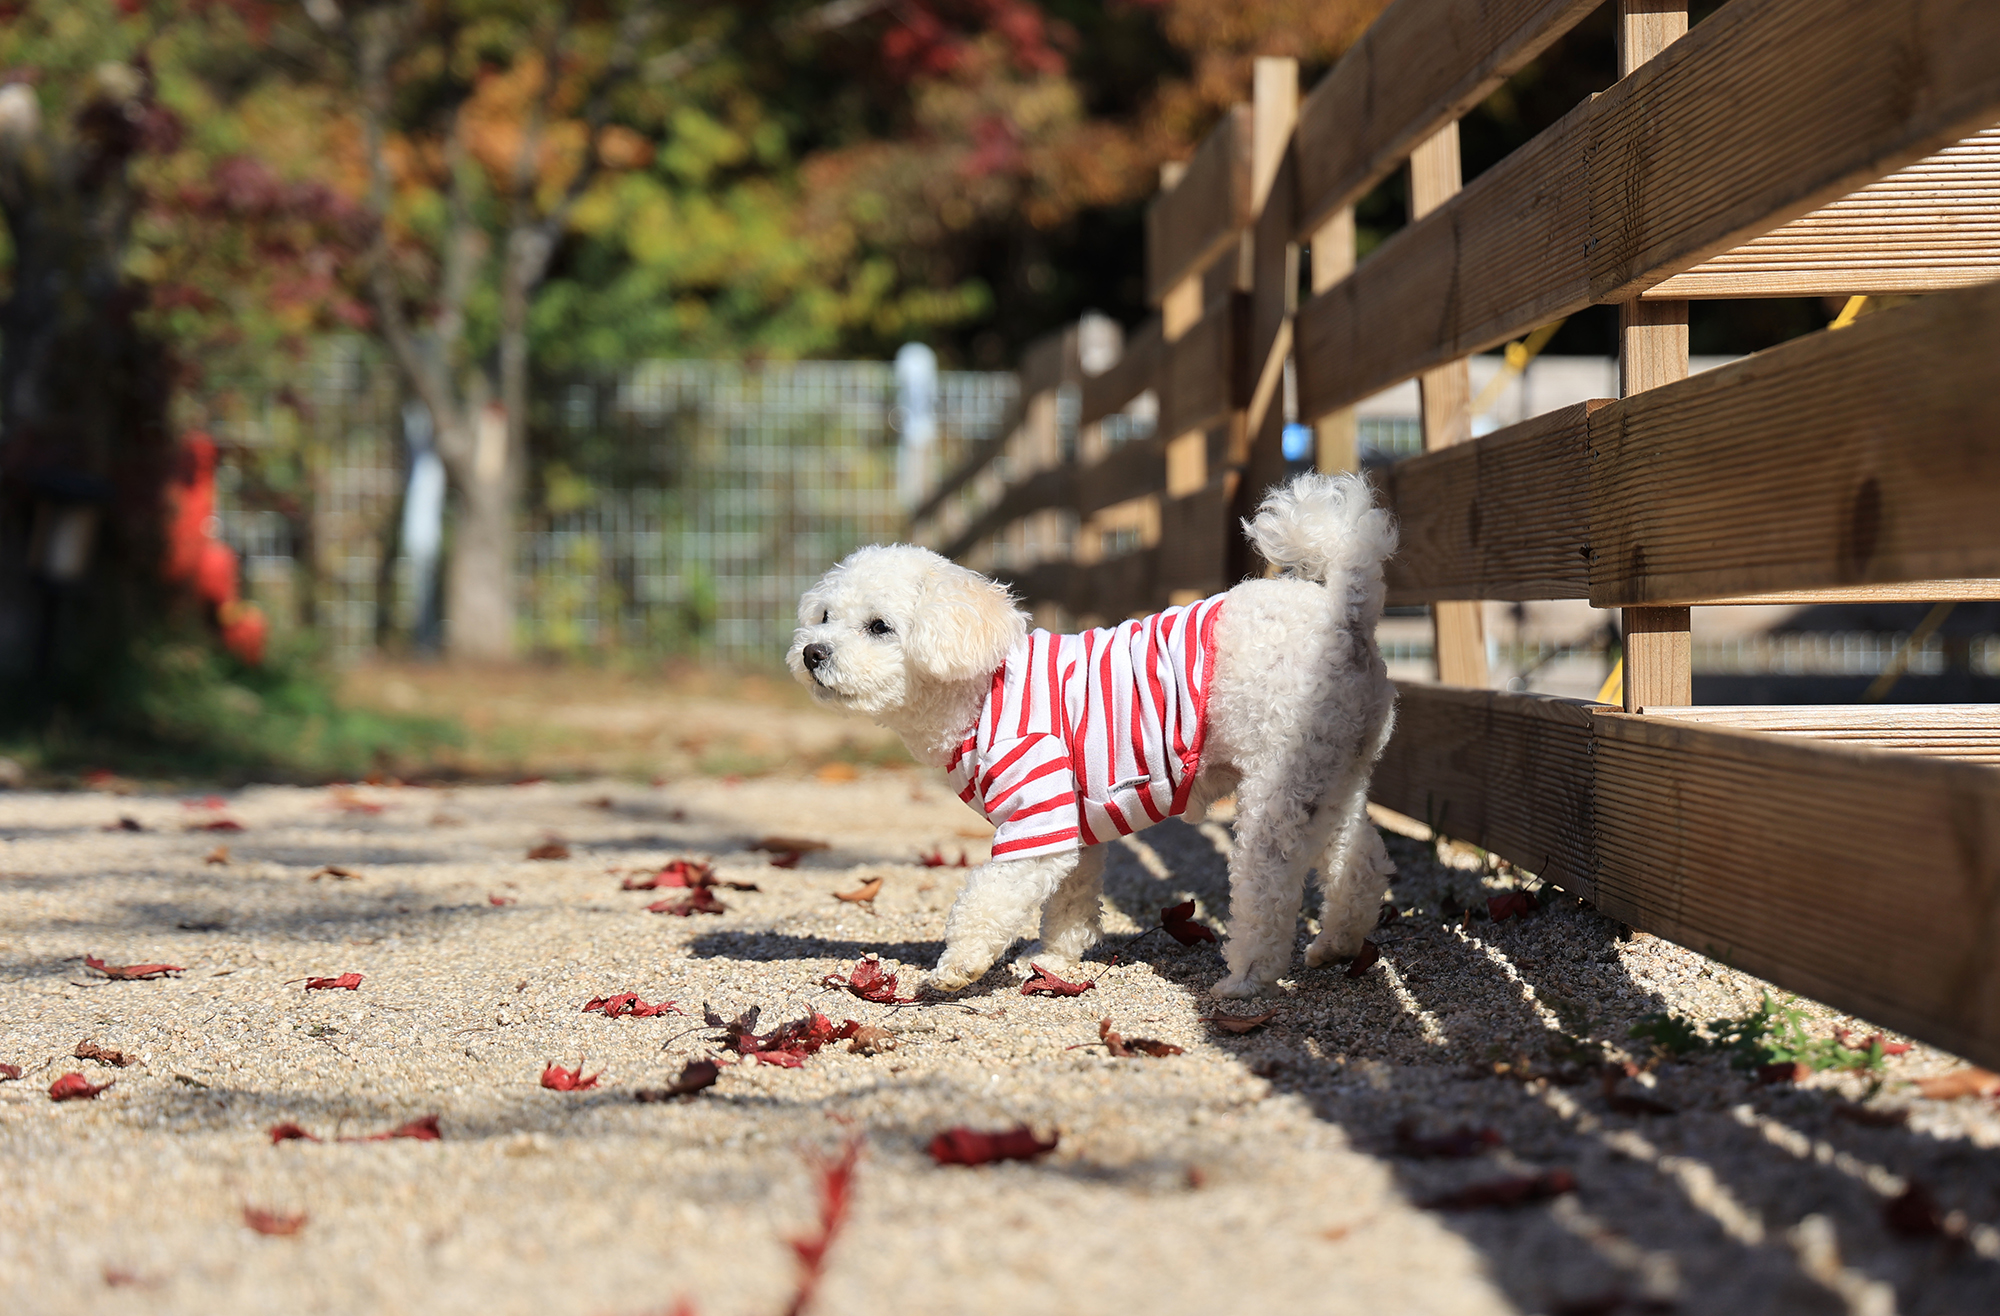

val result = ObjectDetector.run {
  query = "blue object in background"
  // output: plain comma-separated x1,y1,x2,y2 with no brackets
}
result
1281,422,1314,463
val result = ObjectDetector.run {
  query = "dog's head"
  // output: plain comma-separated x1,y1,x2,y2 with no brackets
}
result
787,545,1027,716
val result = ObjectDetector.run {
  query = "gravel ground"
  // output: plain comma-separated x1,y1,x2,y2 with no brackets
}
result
5,766,2000,1316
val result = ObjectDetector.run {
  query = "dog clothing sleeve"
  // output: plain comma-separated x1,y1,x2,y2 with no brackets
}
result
947,596,1224,859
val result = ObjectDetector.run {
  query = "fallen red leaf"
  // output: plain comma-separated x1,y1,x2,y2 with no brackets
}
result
351,1115,441,1142
204,845,231,865
833,878,884,903
622,859,736,890
488,894,517,906
304,973,364,991
1200,1008,1282,1034
786,1136,862,1316
268,1122,319,1143
928,1125,1058,1165
1758,1061,1813,1085
74,1041,133,1068
582,992,683,1020
191,818,245,833
1423,1169,1576,1210
768,850,804,868
308,865,363,881
1099,1017,1182,1058
541,1061,603,1091
84,955,183,981
1344,941,1381,978
753,836,829,855
105,816,145,832
1021,963,1094,997
705,1005,857,1066
1834,1027,1912,1057
821,958,913,1004
1395,1119,1504,1158
243,1207,307,1236
527,840,571,861
634,1059,723,1101
1160,900,1218,946
0,1063,21,1081
648,888,727,916
49,1072,114,1101
185,795,228,811
1912,1067,2000,1100
918,848,968,867
1486,891,1536,922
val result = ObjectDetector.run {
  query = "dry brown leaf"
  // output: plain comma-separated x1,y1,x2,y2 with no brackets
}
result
814,762,859,783
526,840,571,861
1912,1067,2000,1100
308,865,362,882
1200,1008,1281,1034
833,877,884,903
1099,1017,1182,1058
74,1041,134,1068
754,835,829,854
847,1025,898,1055
243,1207,307,1236
204,845,230,865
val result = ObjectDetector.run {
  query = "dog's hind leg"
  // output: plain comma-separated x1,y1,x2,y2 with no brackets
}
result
1015,844,1104,974
1211,769,1345,999
1304,781,1396,967
931,852,1078,991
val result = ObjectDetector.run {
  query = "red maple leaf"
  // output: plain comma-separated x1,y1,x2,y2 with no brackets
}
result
304,973,364,991
527,840,571,860
649,888,727,916
1486,891,1536,922
541,1061,603,1091
84,955,184,981
1021,963,1094,996
268,1122,319,1143
821,959,913,1004
243,1206,307,1236
1423,1170,1577,1210
622,858,716,890
488,894,517,906
1834,1027,1912,1057
191,818,246,832
784,1137,863,1316
1344,941,1381,978
1161,900,1218,946
1098,1017,1182,1058
49,1072,114,1101
706,1005,857,1065
582,993,683,1019
0,1063,21,1081
918,847,968,867
928,1125,1058,1165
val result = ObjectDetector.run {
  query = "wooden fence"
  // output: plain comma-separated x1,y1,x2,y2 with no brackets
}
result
909,0,2000,1068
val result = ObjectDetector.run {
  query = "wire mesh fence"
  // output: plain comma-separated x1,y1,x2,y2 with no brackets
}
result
211,343,1015,667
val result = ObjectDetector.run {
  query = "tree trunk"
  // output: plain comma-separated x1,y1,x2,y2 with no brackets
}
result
441,396,517,661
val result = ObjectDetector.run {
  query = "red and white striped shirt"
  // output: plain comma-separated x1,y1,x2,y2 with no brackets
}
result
946,595,1226,860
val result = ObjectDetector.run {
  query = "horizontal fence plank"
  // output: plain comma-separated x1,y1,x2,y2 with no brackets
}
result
1375,685,2000,1069
1369,684,1599,900
1590,278,2000,606
937,466,1073,563
1378,402,1602,604
1077,435,1168,518
1296,0,2000,424
1293,0,1599,235
1645,705,2000,764
1157,296,1242,441
1647,125,2000,294
1080,319,1160,428
1147,107,1254,305
1589,710,2000,1073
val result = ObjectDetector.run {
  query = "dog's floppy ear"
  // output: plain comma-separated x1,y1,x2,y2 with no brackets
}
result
906,562,1027,683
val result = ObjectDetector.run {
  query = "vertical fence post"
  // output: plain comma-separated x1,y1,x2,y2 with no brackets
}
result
1310,205,1358,476
1231,56,1301,578
1617,0,1693,712
1408,121,1488,688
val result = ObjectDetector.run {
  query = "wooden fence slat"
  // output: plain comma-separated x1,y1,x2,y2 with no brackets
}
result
1156,296,1241,444
1077,436,1168,519
1590,278,2000,607
1079,319,1160,428
1146,107,1254,306
1292,0,1601,236
1377,401,1600,604
1295,0,2000,425
1374,684,2000,1071
1646,705,2000,764
1647,125,2000,298
1590,710,2000,1073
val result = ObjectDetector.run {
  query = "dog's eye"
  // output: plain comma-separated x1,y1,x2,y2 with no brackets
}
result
820,609,830,624
867,618,893,637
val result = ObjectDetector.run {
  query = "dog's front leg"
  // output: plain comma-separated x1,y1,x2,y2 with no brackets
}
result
931,852,1078,991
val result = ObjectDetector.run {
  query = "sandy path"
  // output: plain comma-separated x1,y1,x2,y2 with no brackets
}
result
4,770,1999,1315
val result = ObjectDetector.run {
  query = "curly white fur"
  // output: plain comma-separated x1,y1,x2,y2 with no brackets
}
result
786,472,1399,997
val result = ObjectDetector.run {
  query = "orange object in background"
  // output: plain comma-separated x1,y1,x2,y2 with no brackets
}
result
164,432,266,665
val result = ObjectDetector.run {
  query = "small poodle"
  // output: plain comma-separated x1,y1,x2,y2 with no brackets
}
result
786,472,1399,998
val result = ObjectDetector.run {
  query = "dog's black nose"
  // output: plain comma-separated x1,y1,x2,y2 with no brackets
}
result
802,642,831,671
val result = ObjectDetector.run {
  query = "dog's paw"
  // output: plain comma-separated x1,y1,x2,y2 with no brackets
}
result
1304,927,1366,968
1209,973,1267,1000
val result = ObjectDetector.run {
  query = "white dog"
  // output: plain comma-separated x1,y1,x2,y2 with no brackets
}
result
786,472,1399,999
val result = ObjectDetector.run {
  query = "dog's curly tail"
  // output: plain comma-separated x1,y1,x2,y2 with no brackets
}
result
1243,471,1399,624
